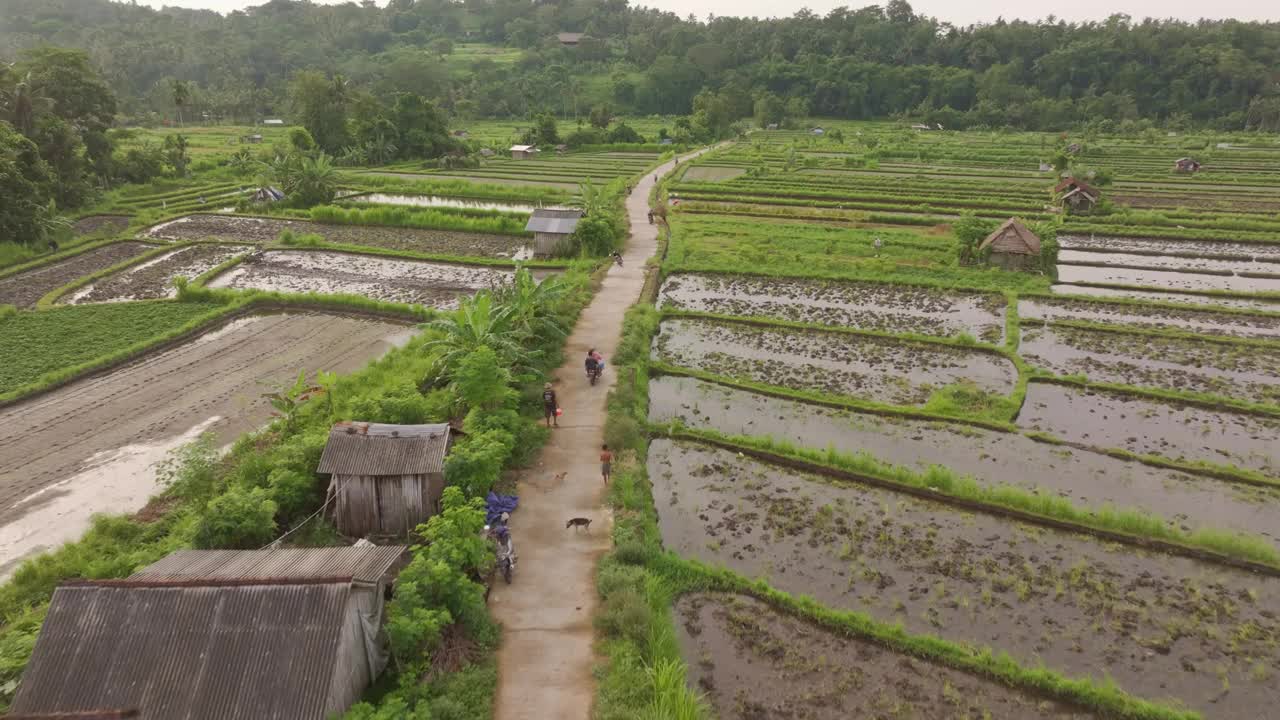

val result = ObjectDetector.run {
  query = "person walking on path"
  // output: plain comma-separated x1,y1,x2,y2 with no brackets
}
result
542,382,559,428
600,444,613,484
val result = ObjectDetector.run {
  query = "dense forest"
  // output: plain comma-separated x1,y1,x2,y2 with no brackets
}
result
2,0,1279,133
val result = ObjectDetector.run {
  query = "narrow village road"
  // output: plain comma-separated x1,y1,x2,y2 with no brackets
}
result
490,148,713,718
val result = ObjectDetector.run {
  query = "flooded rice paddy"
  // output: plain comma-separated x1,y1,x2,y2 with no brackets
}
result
675,593,1095,719
1056,264,1280,294
343,192,538,213
652,318,1017,406
65,244,250,303
659,273,1005,341
142,213,529,257
1019,382,1280,477
1021,324,1280,405
649,439,1280,718
0,242,155,308
206,250,536,308
1058,235,1280,262
1020,297,1280,340
1060,249,1280,276
1049,283,1280,312
649,375,1280,542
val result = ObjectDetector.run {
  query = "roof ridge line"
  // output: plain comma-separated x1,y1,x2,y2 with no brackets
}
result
63,576,355,589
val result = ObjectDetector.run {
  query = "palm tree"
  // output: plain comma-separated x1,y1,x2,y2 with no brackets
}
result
4,72,45,136
171,80,191,127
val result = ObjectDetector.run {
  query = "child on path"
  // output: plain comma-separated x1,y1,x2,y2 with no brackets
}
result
600,444,613,484
542,382,559,428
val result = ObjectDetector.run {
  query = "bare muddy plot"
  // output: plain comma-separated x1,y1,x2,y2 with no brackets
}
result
142,213,529,257
72,215,131,236
659,273,1005,341
1060,249,1280,276
649,375,1280,542
65,244,250,303
1020,297,1280,340
1021,324,1280,405
0,312,412,577
207,250,536,308
1019,381,1280,477
1049,284,1280,312
649,439,1280,718
1057,264,1280,294
675,593,1094,719
0,242,155,308
1059,235,1280,262
652,318,1016,406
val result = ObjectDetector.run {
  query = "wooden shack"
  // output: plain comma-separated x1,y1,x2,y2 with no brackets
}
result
509,144,535,160
557,32,585,46
1052,177,1100,214
1174,157,1201,173
526,208,583,256
9,546,407,720
317,422,453,538
979,218,1042,272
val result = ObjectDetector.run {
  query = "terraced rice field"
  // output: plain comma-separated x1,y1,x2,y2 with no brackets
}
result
635,127,1280,718
0,242,158,308
206,250,545,307
65,244,250,304
369,150,658,189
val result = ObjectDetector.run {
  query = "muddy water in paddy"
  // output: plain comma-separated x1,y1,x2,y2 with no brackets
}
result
66,244,250,303
206,250,543,308
1021,324,1280,405
1059,235,1280,262
659,273,1005,341
142,213,529,257
649,439,1280,717
1060,249,1280,275
652,318,1017,406
1049,283,1280,312
1020,297,1280,340
649,375,1280,542
1057,264,1280,294
0,313,412,577
675,593,1095,719
0,242,154,308
1019,382,1280,477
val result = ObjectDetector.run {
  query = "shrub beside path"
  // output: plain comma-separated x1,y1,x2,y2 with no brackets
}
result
490,148,712,719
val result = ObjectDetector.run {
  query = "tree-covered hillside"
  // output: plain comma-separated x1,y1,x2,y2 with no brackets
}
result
2,0,1279,131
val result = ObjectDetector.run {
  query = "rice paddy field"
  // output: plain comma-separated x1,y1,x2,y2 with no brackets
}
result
616,124,1280,719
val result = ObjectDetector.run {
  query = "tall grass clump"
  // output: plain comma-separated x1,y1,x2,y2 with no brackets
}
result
309,204,530,236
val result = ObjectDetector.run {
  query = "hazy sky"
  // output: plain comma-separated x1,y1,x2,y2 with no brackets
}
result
136,0,1280,26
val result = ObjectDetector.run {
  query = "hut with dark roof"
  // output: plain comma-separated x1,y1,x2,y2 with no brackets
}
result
318,422,454,538
1174,157,1201,173
1052,177,1100,214
8,545,407,720
526,208,583,256
979,218,1042,272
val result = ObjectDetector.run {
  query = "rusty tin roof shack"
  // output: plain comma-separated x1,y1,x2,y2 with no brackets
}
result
318,422,453,538
9,546,408,720
979,218,1042,272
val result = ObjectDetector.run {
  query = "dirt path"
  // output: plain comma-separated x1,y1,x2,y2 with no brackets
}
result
0,313,412,577
490,150,715,719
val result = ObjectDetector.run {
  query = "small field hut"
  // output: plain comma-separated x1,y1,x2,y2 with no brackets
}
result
979,218,1042,272
1174,157,1202,173
526,208,583,256
557,32,585,46
1053,177,1100,214
318,422,453,538
8,545,407,720
510,144,535,160
253,186,285,203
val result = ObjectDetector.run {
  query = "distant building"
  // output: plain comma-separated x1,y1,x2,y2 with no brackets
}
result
318,422,454,538
1174,157,1201,173
510,144,536,160
554,143,568,154
1052,177,1100,214
766,123,779,130
479,148,495,157
910,123,931,131
979,218,1042,272
1038,161,1053,172
659,138,674,145
262,118,285,126
243,133,263,144
1065,142,1082,154
526,208,583,256
10,546,407,720
810,127,825,135
453,130,469,138
557,32,585,46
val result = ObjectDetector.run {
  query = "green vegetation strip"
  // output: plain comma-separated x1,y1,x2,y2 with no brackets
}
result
664,428,1280,573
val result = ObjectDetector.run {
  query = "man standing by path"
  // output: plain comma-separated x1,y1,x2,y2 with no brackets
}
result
489,147,717,719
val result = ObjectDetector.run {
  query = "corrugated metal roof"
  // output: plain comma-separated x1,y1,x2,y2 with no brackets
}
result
509,144,534,152
130,546,407,583
526,208,582,235
316,422,450,476
10,581,350,720
5,712,140,719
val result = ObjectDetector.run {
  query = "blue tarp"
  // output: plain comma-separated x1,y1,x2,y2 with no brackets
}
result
486,492,518,525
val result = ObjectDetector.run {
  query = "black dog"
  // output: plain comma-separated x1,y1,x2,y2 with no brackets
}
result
565,517,592,532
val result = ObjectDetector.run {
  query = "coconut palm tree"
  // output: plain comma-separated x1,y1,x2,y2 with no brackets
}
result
171,79,191,127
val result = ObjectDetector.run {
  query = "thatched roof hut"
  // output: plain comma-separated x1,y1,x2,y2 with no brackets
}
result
979,219,1042,272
